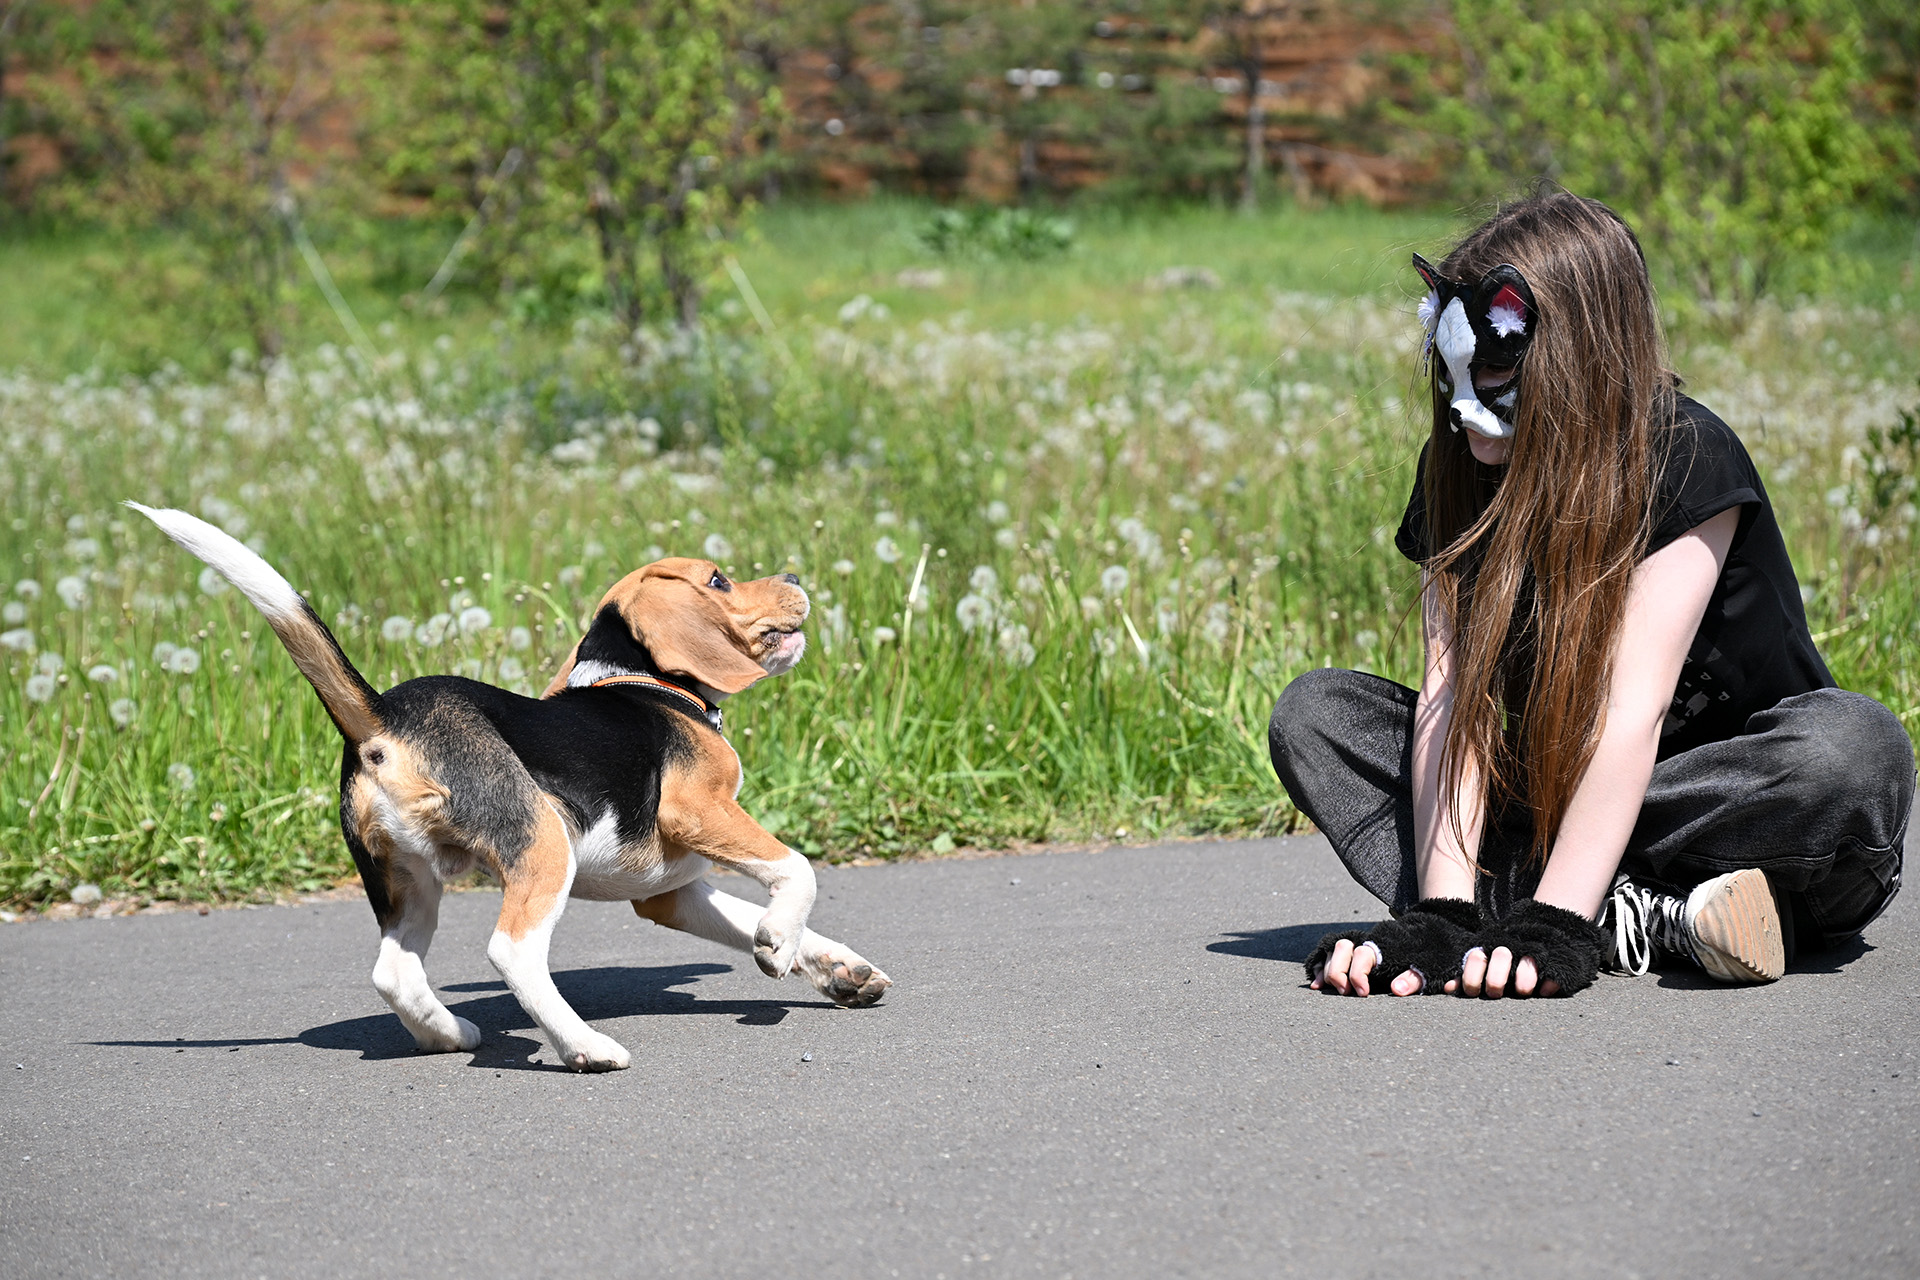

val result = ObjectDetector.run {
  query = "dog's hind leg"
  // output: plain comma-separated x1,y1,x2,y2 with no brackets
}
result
368,855,481,1053
487,798,630,1072
633,880,891,1008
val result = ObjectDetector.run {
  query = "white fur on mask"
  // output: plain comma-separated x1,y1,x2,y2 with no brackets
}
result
1433,297,1512,440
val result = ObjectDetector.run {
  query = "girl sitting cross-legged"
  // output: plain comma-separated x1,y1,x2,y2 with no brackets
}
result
1269,190,1914,998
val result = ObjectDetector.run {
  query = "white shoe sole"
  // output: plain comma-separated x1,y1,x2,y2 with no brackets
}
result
1687,868,1785,983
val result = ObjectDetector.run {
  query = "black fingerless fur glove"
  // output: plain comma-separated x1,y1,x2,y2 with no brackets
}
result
1303,898,1482,992
1477,898,1609,996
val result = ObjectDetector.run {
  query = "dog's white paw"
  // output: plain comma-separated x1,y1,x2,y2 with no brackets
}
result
804,950,891,1008
754,920,800,979
412,1015,483,1054
556,1028,630,1073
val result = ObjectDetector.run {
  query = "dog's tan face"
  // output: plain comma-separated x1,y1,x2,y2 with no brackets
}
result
613,558,810,692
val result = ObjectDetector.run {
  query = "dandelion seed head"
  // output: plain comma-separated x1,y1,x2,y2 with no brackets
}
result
1100,565,1130,597
55,575,87,609
0,627,33,654
994,528,1019,550
458,606,492,635
152,641,178,665
15,579,42,601
557,565,585,588
968,566,1000,596
986,500,1011,525
1355,629,1380,652
35,651,63,675
381,616,414,642
2,602,23,625
507,626,533,651
871,625,898,645
703,533,734,561
498,656,526,682
415,614,452,646
67,537,101,561
996,623,1037,668
164,647,201,675
874,537,902,564
874,510,899,528
197,566,229,597
1016,573,1044,597
956,593,995,633
109,697,137,727
832,559,855,576
167,762,196,790
24,673,56,702
88,664,119,683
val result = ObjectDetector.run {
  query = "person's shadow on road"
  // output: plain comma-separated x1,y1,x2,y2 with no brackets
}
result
1207,923,1350,965
92,961,841,1072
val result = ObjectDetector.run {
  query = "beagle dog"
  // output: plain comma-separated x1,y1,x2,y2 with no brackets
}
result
131,503,890,1072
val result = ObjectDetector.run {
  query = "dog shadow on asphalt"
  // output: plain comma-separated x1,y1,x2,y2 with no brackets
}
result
92,961,844,1072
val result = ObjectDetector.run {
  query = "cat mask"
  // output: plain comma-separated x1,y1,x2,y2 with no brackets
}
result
1413,253,1538,440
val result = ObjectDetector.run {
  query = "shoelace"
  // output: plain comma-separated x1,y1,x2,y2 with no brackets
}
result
1600,877,1696,976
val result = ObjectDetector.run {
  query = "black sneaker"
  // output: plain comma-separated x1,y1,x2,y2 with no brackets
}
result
1600,869,1785,983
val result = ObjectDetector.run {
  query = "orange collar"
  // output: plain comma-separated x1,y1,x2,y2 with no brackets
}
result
588,672,719,728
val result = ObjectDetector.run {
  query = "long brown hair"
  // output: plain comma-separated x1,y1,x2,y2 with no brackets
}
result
1422,192,1675,863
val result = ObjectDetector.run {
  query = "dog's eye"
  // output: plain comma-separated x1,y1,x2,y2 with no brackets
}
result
708,571,731,591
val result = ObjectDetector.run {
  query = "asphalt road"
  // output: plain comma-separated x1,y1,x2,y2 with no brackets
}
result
3,835,1915,1279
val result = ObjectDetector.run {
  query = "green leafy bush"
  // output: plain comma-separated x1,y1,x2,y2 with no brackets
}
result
918,206,1077,260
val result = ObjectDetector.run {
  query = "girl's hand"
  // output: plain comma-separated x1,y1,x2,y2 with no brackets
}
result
1312,939,1562,998
1309,938,1436,998
1447,947,1562,998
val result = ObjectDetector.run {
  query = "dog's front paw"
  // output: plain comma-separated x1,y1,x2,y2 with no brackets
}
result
411,1015,483,1054
556,1028,631,1073
754,920,800,979
816,958,891,1008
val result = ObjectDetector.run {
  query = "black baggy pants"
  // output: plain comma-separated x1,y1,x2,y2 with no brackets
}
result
1269,668,1914,953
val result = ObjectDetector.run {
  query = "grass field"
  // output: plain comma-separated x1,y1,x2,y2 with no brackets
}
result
1,200,1915,910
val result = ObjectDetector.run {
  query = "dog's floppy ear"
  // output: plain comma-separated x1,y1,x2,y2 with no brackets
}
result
628,576,769,696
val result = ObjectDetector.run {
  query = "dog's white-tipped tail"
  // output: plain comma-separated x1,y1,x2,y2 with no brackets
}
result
127,502,384,742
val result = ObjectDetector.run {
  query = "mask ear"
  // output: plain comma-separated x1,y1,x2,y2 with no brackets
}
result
627,576,769,696
1411,253,1443,291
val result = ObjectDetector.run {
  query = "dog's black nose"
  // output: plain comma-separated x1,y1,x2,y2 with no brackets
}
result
780,572,800,585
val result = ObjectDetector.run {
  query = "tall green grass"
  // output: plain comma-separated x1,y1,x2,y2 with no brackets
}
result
1,201,1914,908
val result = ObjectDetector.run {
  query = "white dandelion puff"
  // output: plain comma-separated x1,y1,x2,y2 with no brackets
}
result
55,575,87,609
458,606,492,635
109,698,138,727
88,664,119,683
164,647,201,675
0,627,33,654
968,565,1000,596
35,652,63,675
871,625,898,645
3,602,25,625
986,500,1011,525
955,593,995,633
167,762,196,790
197,566,229,597
996,623,1037,668
832,559,855,576
994,528,1019,550
1100,565,1130,597
874,510,899,528
152,641,177,665
557,565,585,588
415,614,452,646
497,656,526,682
24,673,56,702
1079,596,1103,620
1016,573,1044,597
14,579,41,601
1202,603,1232,646
382,616,414,642
874,537,902,564
507,626,533,651
703,533,734,561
